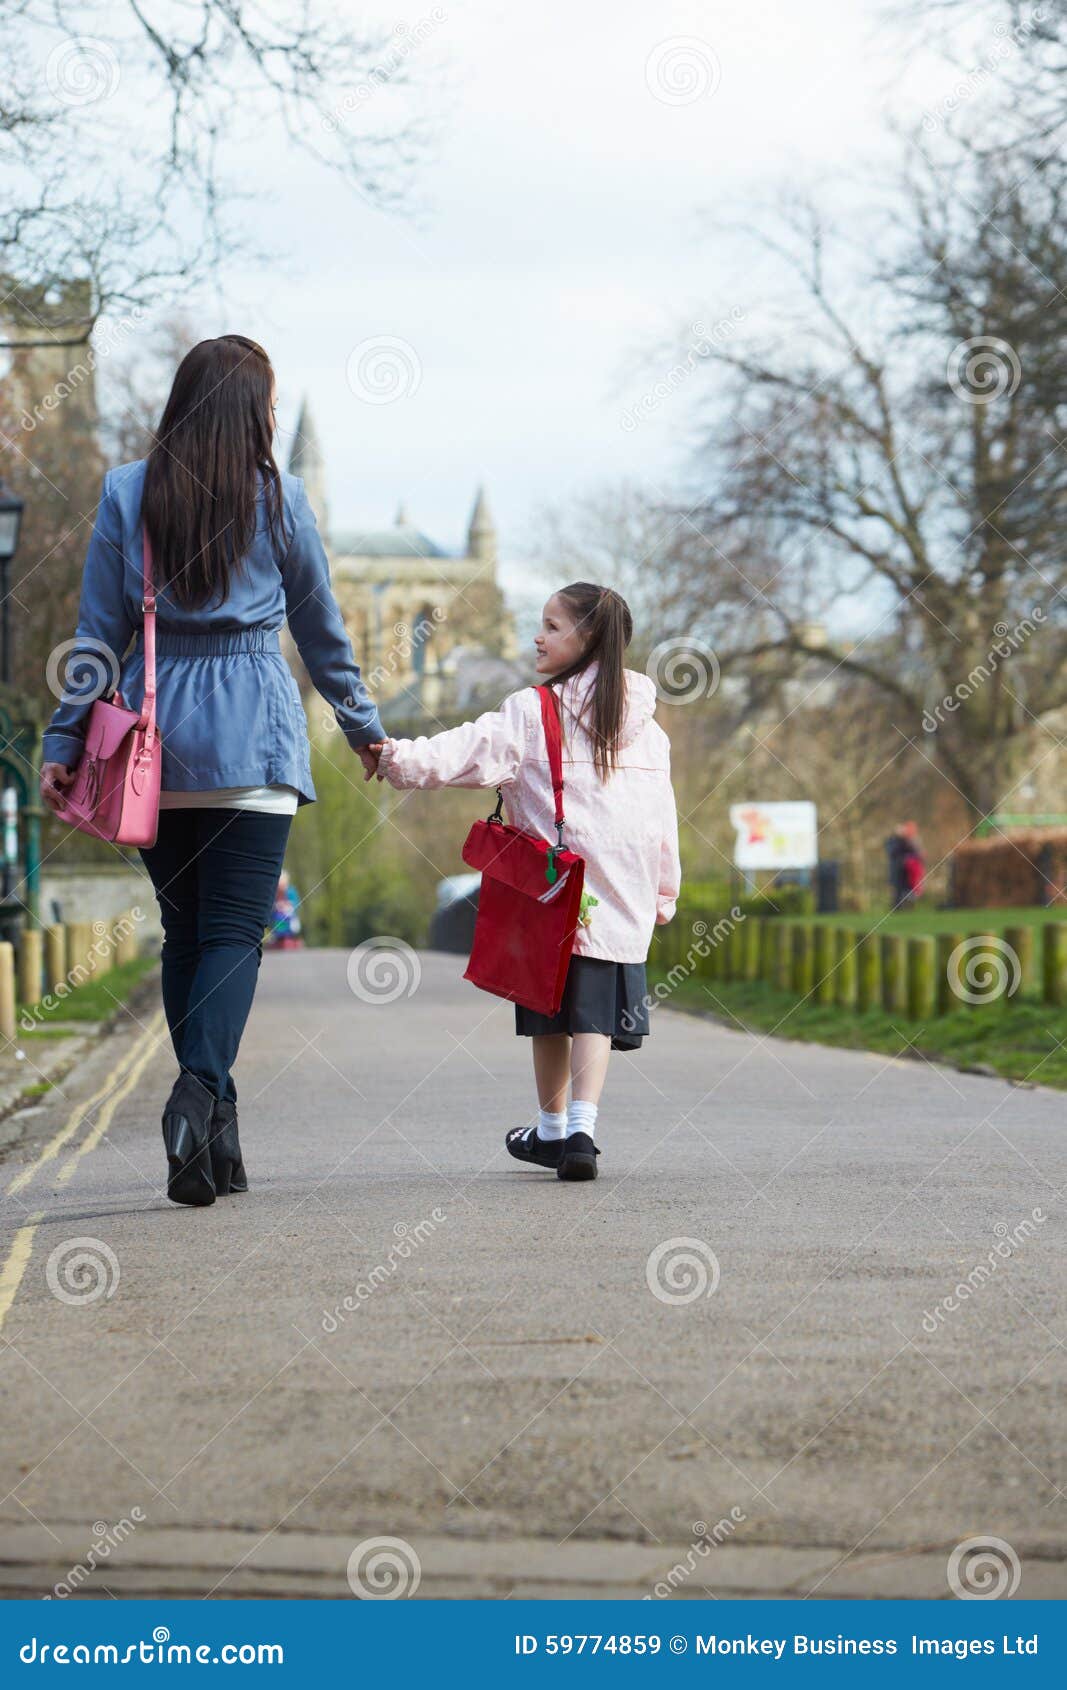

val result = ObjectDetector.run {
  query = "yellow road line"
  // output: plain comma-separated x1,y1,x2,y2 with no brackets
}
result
0,1213,44,1334
56,1023,164,1187
5,1008,166,1198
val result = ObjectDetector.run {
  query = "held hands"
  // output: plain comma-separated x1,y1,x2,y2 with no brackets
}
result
40,761,76,814
356,741,395,782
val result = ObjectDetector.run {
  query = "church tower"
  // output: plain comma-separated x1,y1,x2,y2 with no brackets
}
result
0,277,99,436
288,397,330,541
467,485,496,565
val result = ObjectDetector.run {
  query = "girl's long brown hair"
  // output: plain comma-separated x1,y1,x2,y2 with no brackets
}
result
141,334,285,609
548,582,633,778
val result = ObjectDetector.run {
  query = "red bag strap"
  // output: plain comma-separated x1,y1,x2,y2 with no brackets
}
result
538,685,565,831
139,526,157,740
538,684,567,885
485,687,568,877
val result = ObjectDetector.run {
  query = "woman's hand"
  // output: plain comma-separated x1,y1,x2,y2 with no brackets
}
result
357,741,395,781
356,745,381,781
360,740,395,782
40,761,76,813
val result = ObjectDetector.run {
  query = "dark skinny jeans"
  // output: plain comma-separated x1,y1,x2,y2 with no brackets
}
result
139,808,293,1104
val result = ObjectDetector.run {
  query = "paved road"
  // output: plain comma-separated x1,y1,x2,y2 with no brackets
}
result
1,949,1064,1599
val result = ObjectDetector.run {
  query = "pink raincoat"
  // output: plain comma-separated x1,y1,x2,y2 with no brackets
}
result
377,664,681,963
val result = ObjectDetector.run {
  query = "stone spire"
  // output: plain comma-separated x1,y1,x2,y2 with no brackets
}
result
467,485,496,564
288,397,330,540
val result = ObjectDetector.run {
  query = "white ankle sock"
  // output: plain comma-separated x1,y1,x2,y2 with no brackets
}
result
567,1100,598,1140
538,1108,567,1141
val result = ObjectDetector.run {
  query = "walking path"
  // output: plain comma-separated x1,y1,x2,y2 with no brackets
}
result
0,950,1063,1599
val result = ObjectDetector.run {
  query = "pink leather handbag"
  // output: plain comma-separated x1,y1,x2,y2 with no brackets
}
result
53,527,162,848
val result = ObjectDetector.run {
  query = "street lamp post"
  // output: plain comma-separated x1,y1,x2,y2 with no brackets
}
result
0,478,26,687
0,478,37,937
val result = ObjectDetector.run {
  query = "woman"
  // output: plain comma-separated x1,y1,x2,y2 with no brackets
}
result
39,335,385,1208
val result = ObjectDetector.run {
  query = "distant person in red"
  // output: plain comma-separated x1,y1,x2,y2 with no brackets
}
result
900,822,926,905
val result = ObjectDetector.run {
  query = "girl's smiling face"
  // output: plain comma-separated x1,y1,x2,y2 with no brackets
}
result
535,592,588,675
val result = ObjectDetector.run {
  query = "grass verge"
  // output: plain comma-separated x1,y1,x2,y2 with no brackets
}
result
18,955,158,1032
803,904,1067,935
651,970,1067,1089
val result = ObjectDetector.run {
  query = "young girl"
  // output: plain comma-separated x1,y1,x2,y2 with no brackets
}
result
371,582,680,1182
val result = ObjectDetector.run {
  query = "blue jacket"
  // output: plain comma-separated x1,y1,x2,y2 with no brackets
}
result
41,459,385,805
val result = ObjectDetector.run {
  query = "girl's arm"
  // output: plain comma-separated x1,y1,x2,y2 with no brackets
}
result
41,470,136,769
377,690,532,789
656,760,682,924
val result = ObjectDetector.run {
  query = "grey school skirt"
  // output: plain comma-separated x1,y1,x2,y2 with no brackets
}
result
514,955,650,1051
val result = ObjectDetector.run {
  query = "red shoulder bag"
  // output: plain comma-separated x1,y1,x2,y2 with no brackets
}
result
460,685,585,1016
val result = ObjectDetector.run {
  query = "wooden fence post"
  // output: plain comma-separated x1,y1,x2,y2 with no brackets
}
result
18,929,43,1008
814,927,835,1006
45,924,67,994
835,929,857,1010
1043,923,1067,1007
857,933,881,1013
907,936,936,1020
937,932,963,1015
0,943,15,1041
881,935,907,1015
791,924,814,999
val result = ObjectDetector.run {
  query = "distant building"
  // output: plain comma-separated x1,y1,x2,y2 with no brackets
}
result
0,278,100,442
285,397,520,721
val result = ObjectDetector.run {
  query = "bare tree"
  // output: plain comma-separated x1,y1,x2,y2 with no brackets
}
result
896,0,1067,153
0,0,433,345
676,142,1067,822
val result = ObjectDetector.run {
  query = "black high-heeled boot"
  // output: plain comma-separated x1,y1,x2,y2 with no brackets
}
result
211,1097,247,1195
161,1071,217,1207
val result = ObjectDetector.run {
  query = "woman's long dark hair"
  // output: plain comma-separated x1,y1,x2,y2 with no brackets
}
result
141,334,284,609
548,582,633,779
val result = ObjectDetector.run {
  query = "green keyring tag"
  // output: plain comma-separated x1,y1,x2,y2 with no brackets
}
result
545,847,558,885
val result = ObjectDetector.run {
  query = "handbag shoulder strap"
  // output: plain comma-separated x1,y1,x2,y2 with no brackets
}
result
139,525,157,738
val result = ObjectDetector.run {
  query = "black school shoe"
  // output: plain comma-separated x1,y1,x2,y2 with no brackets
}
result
505,1124,564,1170
557,1132,601,1181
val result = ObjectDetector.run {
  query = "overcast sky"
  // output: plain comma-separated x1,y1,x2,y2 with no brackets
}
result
120,2,984,600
